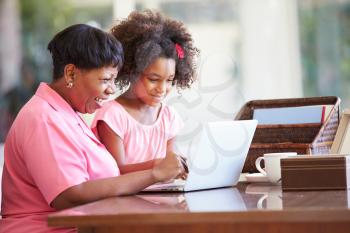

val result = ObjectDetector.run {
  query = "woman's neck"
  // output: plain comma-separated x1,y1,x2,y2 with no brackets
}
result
49,80,74,109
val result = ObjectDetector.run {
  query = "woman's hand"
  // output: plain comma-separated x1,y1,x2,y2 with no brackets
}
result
152,158,163,167
151,151,186,183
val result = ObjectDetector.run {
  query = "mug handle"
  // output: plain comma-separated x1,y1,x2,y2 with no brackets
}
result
257,194,268,209
255,157,267,176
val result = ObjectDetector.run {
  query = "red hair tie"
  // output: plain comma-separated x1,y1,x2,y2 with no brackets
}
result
175,43,184,59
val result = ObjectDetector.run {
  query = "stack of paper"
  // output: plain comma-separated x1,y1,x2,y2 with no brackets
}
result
253,105,334,125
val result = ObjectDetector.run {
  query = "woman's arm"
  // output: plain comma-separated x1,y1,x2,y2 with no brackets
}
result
97,121,161,174
167,138,188,177
167,137,176,151
51,151,183,210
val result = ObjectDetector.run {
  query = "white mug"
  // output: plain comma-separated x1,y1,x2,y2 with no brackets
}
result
255,152,297,183
256,186,283,210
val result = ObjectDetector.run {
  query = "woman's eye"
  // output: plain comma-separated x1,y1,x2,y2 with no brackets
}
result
102,79,110,83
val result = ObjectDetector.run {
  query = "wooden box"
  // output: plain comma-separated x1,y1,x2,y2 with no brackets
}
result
235,96,341,173
281,155,350,191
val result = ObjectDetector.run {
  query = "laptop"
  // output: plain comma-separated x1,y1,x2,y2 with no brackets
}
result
143,120,257,192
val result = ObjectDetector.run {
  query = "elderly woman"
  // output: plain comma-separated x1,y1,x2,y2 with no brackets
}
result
0,24,185,233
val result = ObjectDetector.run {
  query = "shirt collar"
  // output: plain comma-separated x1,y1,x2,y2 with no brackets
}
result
35,82,78,117
35,82,102,145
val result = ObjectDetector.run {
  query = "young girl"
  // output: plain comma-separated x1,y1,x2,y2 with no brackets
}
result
92,10,199,174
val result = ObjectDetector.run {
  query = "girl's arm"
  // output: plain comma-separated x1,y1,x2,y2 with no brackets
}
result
97,121,161,174
51,151,183,210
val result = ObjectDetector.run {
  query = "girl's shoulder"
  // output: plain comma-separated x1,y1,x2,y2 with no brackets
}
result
99,99,125,113
93,100,127,122
91,100,130,130
160,104,181,120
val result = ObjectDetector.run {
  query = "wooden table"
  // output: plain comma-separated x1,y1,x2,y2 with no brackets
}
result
48,182,350,233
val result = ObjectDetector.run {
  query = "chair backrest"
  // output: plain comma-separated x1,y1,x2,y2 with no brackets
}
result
0,143,4,170
0,143,4,210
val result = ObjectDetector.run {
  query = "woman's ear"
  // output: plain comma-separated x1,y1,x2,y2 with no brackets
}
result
63,64,76,87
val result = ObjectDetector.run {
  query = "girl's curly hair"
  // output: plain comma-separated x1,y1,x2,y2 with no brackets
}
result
111,10,199,90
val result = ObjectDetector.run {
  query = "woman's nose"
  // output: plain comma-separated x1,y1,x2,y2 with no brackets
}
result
106,83,116,95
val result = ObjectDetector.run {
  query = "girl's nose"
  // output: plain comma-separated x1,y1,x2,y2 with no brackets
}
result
156,81,167,94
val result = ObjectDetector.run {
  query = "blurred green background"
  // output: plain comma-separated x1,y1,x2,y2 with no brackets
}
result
1,0,350,142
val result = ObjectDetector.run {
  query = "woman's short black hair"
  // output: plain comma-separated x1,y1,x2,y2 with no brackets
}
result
47,24,124,80
111,10,199,90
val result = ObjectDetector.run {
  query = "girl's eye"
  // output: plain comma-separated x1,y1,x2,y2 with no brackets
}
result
102,79,110,83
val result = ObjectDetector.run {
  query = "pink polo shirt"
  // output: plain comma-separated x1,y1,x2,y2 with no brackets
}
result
0,83,120,233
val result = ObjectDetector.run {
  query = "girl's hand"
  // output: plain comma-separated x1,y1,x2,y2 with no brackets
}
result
151,151,185,182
